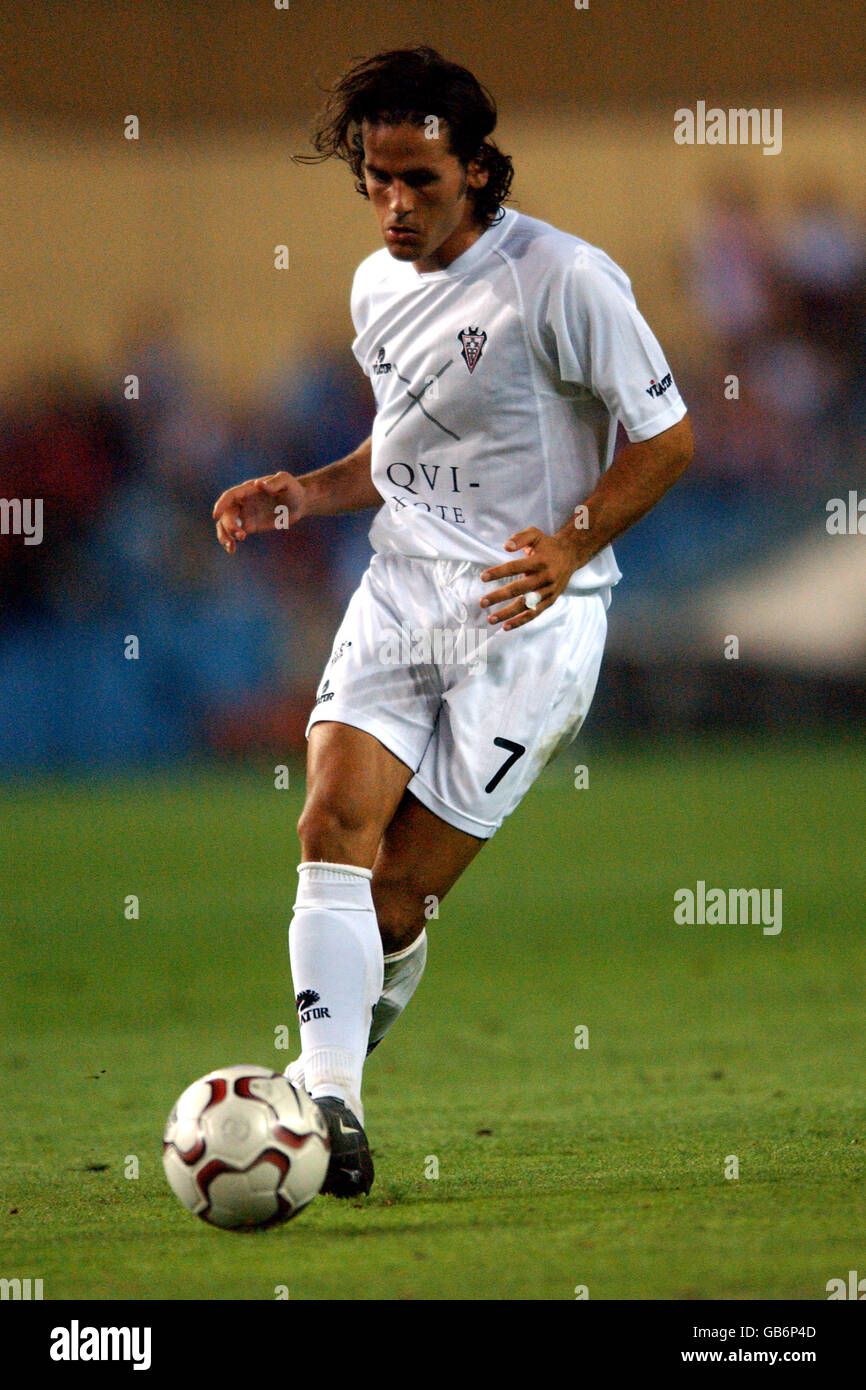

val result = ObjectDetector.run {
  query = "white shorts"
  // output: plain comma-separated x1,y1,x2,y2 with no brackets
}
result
306,553,609,839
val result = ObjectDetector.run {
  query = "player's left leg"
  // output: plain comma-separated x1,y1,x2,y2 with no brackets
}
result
367,790,486,1052
362,583,610,1068
364,566,606,1057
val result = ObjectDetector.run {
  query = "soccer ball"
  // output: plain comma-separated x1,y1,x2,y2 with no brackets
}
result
162,1064,329,1229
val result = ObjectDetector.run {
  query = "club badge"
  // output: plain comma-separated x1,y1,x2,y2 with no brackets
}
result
457,325,487,374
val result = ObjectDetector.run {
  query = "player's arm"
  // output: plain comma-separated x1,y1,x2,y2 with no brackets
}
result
481,415,693,629
561,413,694,564
213,436,377,554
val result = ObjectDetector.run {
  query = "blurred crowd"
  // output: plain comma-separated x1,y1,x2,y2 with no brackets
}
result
0,321,375,766
686,179,866,464
1,181,865,767
625,178,866,588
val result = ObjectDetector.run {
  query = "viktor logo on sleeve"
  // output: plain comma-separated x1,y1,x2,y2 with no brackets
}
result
646,372,673,399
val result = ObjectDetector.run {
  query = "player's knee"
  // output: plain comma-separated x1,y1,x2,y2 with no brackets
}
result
297,797,374,863
372,877,428,955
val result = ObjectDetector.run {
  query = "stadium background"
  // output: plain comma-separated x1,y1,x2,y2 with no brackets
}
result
2,1,865,1303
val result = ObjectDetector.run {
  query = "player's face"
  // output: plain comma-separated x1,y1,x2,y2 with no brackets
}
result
361,120,489,273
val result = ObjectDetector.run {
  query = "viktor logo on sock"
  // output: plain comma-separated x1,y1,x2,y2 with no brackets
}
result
296,989,331,1024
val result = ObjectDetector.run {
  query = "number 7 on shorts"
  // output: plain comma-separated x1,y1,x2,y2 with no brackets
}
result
484,737,526,794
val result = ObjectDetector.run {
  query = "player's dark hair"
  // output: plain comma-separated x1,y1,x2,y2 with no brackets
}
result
297,46,514,227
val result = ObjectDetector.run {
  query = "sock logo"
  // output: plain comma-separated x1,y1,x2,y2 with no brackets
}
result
296,989,331,1024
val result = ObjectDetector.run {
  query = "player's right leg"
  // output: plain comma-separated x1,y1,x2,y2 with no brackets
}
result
290,768,487,1195
288,720,413,1196
287,785,485,1072
284,551,478,1193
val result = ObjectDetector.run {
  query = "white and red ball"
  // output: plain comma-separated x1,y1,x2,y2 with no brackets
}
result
163,1065,329,1229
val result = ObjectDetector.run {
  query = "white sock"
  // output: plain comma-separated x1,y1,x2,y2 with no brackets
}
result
368,931,428,1053
285,1056,307,1091
286,929,428,1089
288,861,384,1125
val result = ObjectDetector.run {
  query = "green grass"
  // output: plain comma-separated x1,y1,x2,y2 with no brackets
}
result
1,737,864,1300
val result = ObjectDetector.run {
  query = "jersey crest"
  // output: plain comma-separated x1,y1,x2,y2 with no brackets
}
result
457,325,487,374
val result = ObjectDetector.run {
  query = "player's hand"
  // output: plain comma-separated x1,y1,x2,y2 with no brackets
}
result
212,471,307,554
480,527,578,630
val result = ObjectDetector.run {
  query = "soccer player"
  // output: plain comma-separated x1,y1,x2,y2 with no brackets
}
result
213,46,693,1196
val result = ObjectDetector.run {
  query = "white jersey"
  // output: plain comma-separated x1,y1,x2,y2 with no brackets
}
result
350,207,687,594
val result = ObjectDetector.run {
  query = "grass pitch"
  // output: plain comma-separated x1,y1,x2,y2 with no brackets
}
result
1,737,864,1300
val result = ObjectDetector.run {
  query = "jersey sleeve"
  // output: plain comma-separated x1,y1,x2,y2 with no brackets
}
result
542,248,687,442
350,262,372,370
